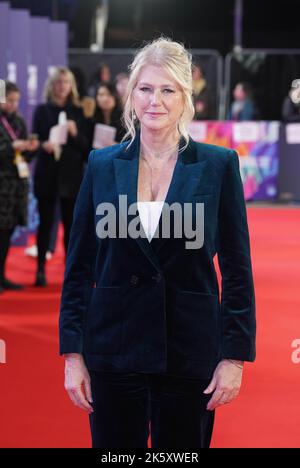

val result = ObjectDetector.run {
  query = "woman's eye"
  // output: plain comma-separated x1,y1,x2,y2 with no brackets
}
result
140,87,151,92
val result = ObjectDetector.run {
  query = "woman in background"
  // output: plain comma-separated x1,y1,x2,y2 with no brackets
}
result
228,82,260,121
89,82,126,149
192,63,215,120
32,67,89,287
88,62,111,98
0,82,38,293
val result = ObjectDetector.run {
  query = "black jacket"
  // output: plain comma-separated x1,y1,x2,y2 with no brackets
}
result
0,110,30,229
88,106,126,150
32,101,89,199
59,131,256,379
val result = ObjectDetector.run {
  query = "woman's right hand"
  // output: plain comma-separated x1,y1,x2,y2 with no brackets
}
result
64,353,94,414
42,141,56,154
12,140,29,152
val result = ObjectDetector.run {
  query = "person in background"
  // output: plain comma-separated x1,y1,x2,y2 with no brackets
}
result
89,82,126,149
87,62,111,98
115,72,129,108
228,82,260,121
32,67,90,287
0,81,39,293
282,83,300,122
71,66,96,119
192,63,214,120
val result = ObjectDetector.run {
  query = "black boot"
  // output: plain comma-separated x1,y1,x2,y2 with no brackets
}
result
0,274,3,293
34,263,47,287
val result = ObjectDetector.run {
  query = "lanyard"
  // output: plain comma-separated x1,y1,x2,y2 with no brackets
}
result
0,115,18,141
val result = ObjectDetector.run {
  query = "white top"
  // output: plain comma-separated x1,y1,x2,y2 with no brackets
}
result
137,201,164,242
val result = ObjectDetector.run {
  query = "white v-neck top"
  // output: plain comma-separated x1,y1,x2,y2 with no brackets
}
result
137,201,164,242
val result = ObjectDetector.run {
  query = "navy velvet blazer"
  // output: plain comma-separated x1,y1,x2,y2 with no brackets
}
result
59,131,256,379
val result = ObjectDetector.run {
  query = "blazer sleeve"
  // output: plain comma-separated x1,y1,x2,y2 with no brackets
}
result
217,150,256,362
59,149,97,355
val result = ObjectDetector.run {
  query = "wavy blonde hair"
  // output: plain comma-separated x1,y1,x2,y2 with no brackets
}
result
44,67,79,105
122,37,195,152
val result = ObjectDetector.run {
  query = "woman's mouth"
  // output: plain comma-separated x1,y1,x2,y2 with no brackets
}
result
146,112,166,117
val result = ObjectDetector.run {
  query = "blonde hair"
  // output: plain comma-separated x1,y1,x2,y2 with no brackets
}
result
44,67,79,105
122,36,195,151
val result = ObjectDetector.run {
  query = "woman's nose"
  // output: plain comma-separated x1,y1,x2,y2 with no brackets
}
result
150,90,161,105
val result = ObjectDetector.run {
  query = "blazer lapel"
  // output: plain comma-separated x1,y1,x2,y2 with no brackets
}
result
113,130,207,270
151,137,207,253
113,131,162,272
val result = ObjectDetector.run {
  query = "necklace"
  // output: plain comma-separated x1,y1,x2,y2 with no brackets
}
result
139,143,179,201
140,139,180,170
140,137,180,159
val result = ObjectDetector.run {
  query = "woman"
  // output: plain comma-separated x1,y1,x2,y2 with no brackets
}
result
88,62,111,98
192,63,215,120
32,67,89,287
282,83,300,122
0,82,39,293
59,38,256,448
228,82,260,121
89,82,126,148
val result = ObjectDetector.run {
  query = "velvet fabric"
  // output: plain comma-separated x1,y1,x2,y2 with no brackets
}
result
59,130,256,380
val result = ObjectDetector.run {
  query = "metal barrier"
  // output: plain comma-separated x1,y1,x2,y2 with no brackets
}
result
224,49,300,120
68,48,223,119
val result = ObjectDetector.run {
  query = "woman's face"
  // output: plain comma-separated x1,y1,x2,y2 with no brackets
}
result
96,86,116,111
234,84,246,101
133,65,184,133
53,73,72,102
1,91,20,114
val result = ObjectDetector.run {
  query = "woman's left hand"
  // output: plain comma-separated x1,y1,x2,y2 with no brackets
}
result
27,139,40,152
203,359,244,411
67,120,78,138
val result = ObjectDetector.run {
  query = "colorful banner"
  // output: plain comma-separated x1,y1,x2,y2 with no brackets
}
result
187,121,280,201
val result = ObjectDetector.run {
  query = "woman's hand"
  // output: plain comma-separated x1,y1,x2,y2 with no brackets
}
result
12,140,29,152
203,359,244,411
27,138,39,152
67,120,78,138
42,141,56,154
64,353,94,414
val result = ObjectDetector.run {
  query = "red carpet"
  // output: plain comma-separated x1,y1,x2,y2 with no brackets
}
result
0,206,300,448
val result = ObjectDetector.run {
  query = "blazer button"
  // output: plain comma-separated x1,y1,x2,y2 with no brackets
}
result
130,275,139,286
152,273,162,283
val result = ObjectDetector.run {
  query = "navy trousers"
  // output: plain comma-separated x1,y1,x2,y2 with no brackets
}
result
88,370,215,449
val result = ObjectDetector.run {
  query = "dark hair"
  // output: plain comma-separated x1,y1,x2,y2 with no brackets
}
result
93,82,123,137
5,81,20,95
237,82,254,100
95,82,119,100
94,82,122,119
90,62,110,85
